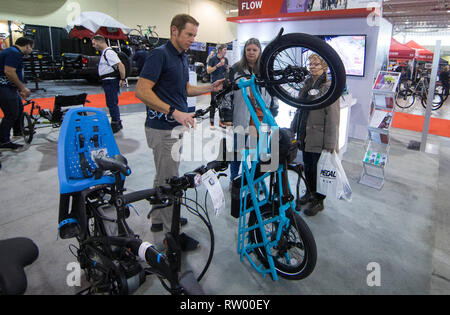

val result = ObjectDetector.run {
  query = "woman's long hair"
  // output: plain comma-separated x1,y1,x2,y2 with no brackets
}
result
237,38,262,75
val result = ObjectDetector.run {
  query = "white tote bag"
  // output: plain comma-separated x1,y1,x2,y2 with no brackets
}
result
317,150,352,201
316,150,337,197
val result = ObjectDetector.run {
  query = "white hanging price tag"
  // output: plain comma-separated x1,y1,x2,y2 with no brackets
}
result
201,170,225,217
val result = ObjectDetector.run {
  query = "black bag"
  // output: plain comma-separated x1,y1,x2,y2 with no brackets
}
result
100,48,131,80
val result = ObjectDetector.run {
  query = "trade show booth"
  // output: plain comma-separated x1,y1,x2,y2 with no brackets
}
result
228,2,392,149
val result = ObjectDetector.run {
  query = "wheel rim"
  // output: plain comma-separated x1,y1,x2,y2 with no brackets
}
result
265,44,340,108
261,33,346,109
396,90,414,108
252,210,308,274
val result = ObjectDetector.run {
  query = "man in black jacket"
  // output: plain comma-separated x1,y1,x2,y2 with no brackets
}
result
0,37,33,150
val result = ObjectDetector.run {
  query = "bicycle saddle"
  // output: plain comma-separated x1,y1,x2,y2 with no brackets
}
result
0,238,39,295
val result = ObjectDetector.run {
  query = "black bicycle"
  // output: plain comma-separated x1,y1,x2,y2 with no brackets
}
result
127,25,159,48
19,94,89,144
57,149,229,295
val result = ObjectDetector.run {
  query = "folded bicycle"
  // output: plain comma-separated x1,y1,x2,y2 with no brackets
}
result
19,93,89,144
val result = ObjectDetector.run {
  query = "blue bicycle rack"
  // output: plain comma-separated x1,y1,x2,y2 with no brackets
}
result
57,107,123,239
236,76,297,281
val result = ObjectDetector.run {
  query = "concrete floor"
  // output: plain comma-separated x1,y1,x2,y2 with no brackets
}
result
1,80,449,295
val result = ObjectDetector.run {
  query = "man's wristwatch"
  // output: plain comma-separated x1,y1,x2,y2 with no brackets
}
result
168,105,176,117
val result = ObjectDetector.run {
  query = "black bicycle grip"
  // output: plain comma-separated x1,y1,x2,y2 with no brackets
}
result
206,160,229,172
123,188,157,204
94,155,131,177
193,108,208,118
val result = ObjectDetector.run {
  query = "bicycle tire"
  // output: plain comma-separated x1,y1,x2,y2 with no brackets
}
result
21,112,34,144
421,92,443,110
435,85,448,102
395,89,415,109
249,207,317,280
127,29,143,46
260,31,346,110
146,30,159,47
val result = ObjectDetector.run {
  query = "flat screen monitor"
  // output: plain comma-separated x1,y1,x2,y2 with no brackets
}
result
317,35,367,77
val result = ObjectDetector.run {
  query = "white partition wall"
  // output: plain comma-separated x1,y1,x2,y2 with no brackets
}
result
234,17,393,140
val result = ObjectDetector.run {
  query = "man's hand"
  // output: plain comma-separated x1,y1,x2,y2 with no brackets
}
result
119,79,126,87
211,78,225,93
19,87,31,99
173,110,196,129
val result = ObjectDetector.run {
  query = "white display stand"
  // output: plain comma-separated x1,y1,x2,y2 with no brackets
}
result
360,71,400,190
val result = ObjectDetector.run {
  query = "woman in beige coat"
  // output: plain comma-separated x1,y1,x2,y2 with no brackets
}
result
290,54,340,216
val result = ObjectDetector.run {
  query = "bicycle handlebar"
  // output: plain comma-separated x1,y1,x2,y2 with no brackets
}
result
121,160,229,205
192,67,308,120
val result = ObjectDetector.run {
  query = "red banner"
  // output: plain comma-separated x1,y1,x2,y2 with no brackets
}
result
237,0,382,16
238,0,284,16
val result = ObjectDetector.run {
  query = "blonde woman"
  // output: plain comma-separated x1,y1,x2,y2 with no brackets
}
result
290,54,340,216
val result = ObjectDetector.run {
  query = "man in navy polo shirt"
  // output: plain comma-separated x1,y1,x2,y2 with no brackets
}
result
135,14,224,250
0,37,33,150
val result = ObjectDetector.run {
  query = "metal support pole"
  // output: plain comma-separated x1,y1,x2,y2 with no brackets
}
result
420,40,441,152
48,26,54,59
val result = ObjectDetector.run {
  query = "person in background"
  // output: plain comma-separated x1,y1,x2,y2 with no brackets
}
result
135,14,224,250
0,37,33,151
207,43,229,129
290,53,340,217
439,65,449,97
132,44,149,75
92,35,126,134
224,38,278,182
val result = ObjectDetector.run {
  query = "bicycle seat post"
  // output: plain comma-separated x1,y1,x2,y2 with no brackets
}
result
166,194,183,274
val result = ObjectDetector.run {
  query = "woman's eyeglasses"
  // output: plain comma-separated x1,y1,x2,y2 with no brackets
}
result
310,62,322,68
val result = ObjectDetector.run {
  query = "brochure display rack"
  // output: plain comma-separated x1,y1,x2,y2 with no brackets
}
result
360,71,401,189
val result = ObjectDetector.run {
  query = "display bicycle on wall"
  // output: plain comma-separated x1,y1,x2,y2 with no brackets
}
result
55,28,346,295
127,25,159,48
395,75,444,111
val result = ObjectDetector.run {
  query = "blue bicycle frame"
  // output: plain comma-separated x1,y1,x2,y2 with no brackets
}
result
236,75,298,281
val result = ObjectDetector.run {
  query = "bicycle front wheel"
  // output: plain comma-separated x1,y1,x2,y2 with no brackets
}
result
260,31,346,110
21,112,34,144
127,29,143,46
249,207,317,280
395,89,415,108
435,85,448,102
421,92,443,110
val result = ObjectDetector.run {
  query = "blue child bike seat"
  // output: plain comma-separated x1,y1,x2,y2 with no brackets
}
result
57,107,121,194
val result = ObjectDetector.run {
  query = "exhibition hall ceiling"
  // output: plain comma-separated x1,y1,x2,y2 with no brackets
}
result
219,0,450,32
384,0,449,33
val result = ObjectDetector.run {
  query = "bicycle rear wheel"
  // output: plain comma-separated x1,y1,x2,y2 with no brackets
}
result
146,30,159,47
249,207,317,280
260,31,346,110
395,89,415,108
